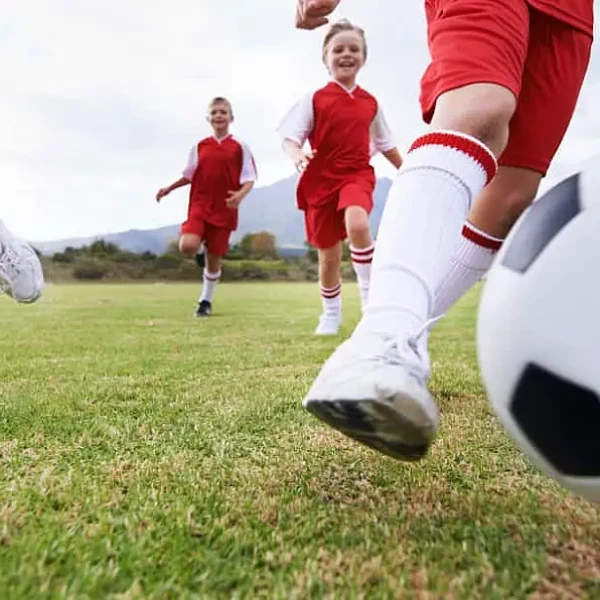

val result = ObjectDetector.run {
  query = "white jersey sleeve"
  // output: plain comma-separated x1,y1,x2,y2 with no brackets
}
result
276,92,315,147
182,145,198,181
239,141,258,184
369,104,396,156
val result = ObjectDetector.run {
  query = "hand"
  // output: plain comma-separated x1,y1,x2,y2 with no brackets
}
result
294,148,316,172
295,0,341,30
156,187,170,202
225,190,244,209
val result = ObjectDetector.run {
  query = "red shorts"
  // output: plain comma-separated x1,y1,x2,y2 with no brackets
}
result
304,183,373,249
420,0,592,174
180,217,232,257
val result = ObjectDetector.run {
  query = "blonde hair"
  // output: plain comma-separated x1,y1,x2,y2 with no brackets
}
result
321,19,367,62
208,96,233,116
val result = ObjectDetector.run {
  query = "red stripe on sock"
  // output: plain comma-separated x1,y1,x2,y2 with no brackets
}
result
409,132,497,185
350,245,374,256
204,271,221,282
462,223,503,250
321,290,341,299
352,256,373,264
320,283,341,299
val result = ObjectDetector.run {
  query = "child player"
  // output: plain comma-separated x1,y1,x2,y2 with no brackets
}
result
295,0,593,462
156,97,257,317
277,19,402,335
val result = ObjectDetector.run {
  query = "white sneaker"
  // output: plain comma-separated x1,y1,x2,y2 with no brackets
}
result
0,221,44,303
315,313,341,336
303,327,439,461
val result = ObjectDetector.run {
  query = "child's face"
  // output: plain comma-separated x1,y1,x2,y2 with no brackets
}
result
325,30,365,83
207,103,233,132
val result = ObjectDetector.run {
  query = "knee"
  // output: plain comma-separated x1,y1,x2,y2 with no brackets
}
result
179,238,199,256
433,84,517,156
346,218,370,243
345,208,371,244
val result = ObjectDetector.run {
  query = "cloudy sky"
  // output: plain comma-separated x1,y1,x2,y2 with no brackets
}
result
2,1,599,242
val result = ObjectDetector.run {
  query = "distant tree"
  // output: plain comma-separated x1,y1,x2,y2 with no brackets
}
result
165,240,180,256
87,239,120,256
52,252,75,264
72,260,107,280
238,233,255,258
224,245,245,260
140,251,157,261
250,231,278,260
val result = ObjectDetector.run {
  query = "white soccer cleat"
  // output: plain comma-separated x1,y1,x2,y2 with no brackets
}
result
315,312,341,336
303,329,439,461
0,221,44,303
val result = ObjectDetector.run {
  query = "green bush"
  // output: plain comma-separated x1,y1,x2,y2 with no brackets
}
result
52,252,75,264
72,261,107,280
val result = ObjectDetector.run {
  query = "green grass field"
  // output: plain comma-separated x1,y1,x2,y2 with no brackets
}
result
2,282,600,599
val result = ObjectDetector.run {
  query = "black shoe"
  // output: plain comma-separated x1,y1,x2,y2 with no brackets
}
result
195,251,205,269
195,300,212,317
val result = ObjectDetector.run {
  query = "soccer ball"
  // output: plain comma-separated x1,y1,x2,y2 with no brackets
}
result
476,167,600,503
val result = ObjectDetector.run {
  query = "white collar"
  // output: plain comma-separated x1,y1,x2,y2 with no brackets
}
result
331,79,358,95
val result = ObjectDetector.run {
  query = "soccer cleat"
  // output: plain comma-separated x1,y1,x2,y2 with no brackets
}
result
0,220,44,303
302,328,439,461
315,312,341,336
195,299,212,317
195,251,205,270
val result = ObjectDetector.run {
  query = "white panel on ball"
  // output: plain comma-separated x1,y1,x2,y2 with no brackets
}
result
477,167,600,504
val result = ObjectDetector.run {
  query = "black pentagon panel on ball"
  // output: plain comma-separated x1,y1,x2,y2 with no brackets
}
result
501,173,581,273
510,363,600,477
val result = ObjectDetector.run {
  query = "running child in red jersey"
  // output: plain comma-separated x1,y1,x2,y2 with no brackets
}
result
295,0,593,461
277,19,403,335
156,97,257,317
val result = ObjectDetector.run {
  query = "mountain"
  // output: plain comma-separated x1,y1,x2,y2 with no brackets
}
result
34,175,393,255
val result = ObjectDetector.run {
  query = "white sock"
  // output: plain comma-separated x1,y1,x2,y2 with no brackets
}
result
357,131,497,337
321,282,342,317
350,243,374,310
200,269,221,303
434,221,503,317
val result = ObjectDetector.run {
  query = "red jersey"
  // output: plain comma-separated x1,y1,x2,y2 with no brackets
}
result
277,81,395,209
182,135,257,230
528,0,593,37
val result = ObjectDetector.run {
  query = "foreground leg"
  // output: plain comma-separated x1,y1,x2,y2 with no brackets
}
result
302,0,531,460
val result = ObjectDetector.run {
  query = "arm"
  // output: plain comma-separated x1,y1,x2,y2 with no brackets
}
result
277,93,315,171
282,139,314,171
238,180,255,199
225,180,255,209
156,145,197,202
156,177,190,202
295,0,342,29
370,104,401,168
226,143,258,208
282,138,302,160
382,148,403,169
